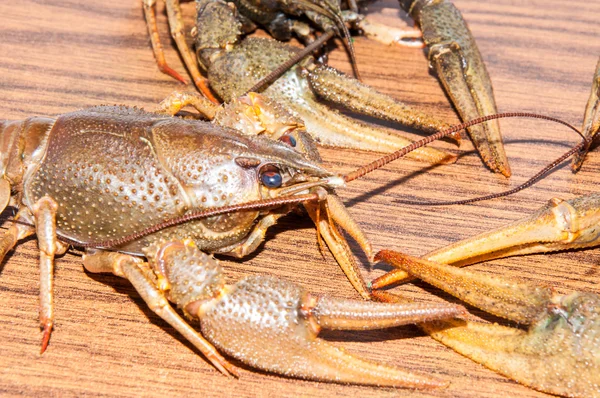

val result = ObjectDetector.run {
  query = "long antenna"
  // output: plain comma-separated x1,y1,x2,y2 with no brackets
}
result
343,112,583,182
57,193,319,249
396,141,585,206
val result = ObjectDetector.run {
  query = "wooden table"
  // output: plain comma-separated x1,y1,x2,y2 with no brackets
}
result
1,1,599,397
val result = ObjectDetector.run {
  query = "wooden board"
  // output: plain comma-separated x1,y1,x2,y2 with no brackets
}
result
1,1,599,397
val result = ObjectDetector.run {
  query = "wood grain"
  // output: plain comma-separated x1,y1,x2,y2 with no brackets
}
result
1,1,599,397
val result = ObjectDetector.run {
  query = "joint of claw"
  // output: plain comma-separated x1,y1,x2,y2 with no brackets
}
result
152,240,188,290
145,239,225,316
549,198,579,238
299,292,322,336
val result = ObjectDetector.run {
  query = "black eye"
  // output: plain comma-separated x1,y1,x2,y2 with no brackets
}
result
260,168,283,188
279,134,296,147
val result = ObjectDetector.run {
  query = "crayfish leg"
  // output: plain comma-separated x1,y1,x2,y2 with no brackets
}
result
142,0,227,103
213,213,282,258
161,0,220,103
573,57,600,171
0,208,35,265
31,196,67,354
142,0,189,85
156,90,220,119
82,248,238,377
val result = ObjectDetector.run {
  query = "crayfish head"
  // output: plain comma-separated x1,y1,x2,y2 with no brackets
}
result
216,91,342,200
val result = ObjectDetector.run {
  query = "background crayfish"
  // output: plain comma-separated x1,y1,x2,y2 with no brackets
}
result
144,0,511,175
1,1,600,397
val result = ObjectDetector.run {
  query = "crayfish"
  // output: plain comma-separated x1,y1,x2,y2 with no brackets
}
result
0,90,488,387
0,86,584,386
143,0,512,175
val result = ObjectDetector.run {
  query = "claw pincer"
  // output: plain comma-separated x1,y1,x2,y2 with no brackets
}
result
195,0,457,164
145,0,512,174
373,192,600,288
400,0,510,176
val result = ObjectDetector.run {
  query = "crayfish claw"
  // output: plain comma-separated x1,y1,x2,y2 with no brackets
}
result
375,250,552,324
373,192,600,288
194,275,459,387
375,249,600,397
307,64,453,137
402,0,510,177
312,293,466,330
206,37,457,164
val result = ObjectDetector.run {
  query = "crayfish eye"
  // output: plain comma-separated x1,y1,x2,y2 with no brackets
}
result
279,134,296,147
260,166,283,188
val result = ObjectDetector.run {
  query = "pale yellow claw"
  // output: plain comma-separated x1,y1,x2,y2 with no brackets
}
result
375,250,552,324
376,249,600,398
373,192,600,288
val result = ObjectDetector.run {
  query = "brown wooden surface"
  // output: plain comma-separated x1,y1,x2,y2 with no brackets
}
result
1,1,599,397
